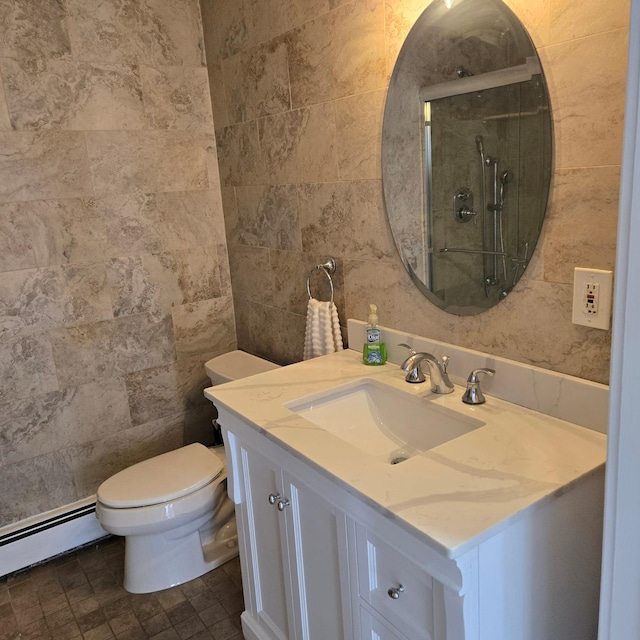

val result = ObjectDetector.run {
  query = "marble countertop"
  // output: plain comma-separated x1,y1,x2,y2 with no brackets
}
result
204,349,607,559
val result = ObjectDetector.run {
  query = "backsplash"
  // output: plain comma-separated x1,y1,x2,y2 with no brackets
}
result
348,319,609,433
0,0,234,527
202,0,628,383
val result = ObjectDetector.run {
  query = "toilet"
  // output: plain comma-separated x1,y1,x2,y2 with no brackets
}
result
95,350,280,594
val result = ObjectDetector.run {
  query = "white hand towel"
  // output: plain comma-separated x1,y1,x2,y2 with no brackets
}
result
303,298,344,360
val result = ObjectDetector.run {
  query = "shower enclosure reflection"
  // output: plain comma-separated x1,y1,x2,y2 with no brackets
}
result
423,73,550,310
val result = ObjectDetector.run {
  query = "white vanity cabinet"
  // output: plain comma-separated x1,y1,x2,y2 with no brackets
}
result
225,423,352,640
219,407,604,640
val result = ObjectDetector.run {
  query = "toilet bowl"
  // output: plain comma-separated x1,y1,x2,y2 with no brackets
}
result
95,350,280,594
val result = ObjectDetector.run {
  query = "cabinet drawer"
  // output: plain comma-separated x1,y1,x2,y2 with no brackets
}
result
356,525,434,640
359,606,407,640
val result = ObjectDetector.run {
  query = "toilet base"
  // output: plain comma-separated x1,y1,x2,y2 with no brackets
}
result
123,511,239,594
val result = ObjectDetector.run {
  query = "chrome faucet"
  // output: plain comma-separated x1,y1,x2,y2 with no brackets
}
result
398,344,454,394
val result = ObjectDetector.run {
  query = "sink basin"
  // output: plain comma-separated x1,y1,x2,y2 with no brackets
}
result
286,379,485,464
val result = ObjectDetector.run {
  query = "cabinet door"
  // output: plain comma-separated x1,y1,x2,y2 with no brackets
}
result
359,607,408,640
238,445,293,640
282,471,351,640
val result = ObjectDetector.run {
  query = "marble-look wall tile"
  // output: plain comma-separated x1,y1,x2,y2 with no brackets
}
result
0,131,93,203
9,198,109,267
383,0,432,77
0,378,131,467
0,73,11,130
0,264,112,339
1,59,146,131
456,279,612,383
298,181,395,260
107,247,222,319
234,298,306,365
270,250,347,321
228,245,274,305
85,131,210,195
125,364,185,426
0,451,78,528
0,0,234,529
199,0,255,60
184,402,217,446
217,243,233,297
172,295,236,358
286,0,386,108
221,38,291,124
141,65,214,131
234,185,302,250
335,89,385,181
107,252,187,319
249,0,333,46
155,190,227,250
0,333,58,404
49,313,176,388
0,0,71,59
549,0,629,44
64,415,184,499
97,193,164,258
65,0,205,67
539,28,628,169
343,258,459,345
544,166,620,284
0,205,37,271
504,0,551,49
205,58,230,129
124,351,218,426
201,0,625,389
215,120,265,186
258,102,338,184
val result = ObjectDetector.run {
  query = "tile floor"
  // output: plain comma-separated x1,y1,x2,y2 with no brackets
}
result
0,537,245,640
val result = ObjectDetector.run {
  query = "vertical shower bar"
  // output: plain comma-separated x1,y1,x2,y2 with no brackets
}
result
489,157,500,284
423,102,434,290
475,136,489,294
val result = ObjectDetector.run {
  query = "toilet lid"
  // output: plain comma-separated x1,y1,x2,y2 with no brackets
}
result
97,444,224,508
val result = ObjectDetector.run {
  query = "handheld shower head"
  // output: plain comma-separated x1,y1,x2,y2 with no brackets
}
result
475,135,484,155
501,170,513,185
499,169,513,206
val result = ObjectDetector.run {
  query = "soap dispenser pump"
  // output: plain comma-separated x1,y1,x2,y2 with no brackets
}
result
363,304,387,365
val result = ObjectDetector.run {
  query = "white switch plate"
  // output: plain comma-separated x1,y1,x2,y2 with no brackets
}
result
572,267,613,330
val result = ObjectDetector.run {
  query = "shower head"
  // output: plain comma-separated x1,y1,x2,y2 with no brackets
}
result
475,135,484,155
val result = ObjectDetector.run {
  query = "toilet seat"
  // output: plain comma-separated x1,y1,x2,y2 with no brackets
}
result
97,443,223,509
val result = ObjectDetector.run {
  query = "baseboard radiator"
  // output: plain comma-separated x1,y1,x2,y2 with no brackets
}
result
0,497,108,579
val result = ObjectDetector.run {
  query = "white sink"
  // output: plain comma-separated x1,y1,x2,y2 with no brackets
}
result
286,379,485,464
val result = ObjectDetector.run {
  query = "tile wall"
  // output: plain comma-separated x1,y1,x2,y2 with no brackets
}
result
201,0,628,383
0,0,235,527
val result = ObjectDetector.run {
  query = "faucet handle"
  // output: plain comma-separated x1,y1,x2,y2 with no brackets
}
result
441,355,451,373
462,368,495,404
468,368,495,383
398,343,416,355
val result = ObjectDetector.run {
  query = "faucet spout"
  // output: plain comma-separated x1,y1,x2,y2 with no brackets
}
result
400,352,455,394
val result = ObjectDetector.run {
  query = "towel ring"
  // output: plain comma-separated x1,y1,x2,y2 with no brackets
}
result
306,257,336,303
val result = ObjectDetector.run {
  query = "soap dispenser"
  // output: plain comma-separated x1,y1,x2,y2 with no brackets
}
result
363,304,387,365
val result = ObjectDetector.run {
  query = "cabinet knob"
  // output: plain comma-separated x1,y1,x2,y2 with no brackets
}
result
268,493,281,505
277,499,291,511
387,584,405,599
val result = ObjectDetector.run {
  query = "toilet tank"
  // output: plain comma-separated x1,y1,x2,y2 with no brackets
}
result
197,351,280,448
204,350,280,386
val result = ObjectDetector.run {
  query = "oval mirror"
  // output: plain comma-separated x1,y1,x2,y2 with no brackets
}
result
382,0,552,315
